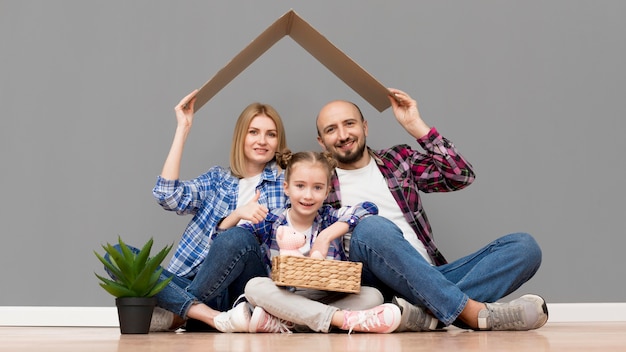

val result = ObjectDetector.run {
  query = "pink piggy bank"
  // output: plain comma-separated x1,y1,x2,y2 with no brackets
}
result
276,226,305,257
275,225,325,259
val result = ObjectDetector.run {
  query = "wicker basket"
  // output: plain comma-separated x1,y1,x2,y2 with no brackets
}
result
271,256,362,293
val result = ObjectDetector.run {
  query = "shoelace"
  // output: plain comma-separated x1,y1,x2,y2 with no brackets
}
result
488,305,525,330
346,310,383,335
261,315,293,334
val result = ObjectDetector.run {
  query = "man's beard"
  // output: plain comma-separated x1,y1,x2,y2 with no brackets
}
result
333,139,367,165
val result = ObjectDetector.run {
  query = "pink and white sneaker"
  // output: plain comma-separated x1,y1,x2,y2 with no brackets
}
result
249,306,293,333
342,303,401,334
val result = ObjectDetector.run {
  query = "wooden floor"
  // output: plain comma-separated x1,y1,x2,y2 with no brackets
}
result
1,322,625,351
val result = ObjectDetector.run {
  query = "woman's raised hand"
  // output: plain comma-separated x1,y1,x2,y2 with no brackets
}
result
174,89,198,129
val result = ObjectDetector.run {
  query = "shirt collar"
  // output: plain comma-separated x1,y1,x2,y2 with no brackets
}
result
260,160,281,182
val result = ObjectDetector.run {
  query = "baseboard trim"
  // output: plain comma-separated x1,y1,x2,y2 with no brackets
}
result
546,303,626,323
1,303,625,327
0,306,119,327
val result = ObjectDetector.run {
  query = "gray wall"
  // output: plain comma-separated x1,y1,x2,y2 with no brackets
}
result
1,1,624,307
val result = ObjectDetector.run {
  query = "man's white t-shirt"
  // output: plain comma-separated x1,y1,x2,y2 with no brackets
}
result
335,157,433,264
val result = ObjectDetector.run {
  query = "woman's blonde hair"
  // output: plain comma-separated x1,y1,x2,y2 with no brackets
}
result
230,102,287,178
275,149,337,185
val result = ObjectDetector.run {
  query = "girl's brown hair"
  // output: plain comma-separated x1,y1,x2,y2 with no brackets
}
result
275,149,337,184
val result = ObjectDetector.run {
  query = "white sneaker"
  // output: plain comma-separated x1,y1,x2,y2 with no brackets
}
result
213,302,252,333
249,306,293,333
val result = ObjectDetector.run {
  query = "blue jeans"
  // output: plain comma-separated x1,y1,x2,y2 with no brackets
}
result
348,216,542,326
106,227,267,320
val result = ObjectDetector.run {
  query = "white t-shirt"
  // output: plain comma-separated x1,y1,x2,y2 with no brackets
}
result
236,173,262,225
335,158,433,264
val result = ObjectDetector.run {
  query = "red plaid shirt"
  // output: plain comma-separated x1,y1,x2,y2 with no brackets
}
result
325,127,475,266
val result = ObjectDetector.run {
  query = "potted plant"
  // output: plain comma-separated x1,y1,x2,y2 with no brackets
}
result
94,236,173,334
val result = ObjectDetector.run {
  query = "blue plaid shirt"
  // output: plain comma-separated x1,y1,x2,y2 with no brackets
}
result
153,161,286,278
232,202,378,274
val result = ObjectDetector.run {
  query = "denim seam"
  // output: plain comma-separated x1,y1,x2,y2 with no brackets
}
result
355,237,465,325
159,273,196,318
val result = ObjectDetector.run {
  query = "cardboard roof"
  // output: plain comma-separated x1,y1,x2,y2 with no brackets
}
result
194,9,391,113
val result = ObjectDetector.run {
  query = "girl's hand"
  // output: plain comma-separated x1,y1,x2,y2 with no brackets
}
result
309,231,331,259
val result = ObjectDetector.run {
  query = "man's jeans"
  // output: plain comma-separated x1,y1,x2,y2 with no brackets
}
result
348,215,542,326
106,227,267,319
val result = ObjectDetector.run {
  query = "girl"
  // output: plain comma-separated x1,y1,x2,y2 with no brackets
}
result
232,150,402,334
148,90,288,332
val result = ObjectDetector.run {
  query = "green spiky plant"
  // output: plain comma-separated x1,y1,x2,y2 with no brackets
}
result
94,237,174,298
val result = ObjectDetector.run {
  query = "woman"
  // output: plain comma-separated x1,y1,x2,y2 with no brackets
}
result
150,89,288,332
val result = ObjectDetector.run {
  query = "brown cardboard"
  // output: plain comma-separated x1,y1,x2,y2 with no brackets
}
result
194,9,391,112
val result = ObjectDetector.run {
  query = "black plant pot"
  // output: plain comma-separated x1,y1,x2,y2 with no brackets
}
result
115,296,157,334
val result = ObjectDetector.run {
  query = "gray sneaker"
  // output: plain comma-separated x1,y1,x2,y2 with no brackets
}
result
149,307,175,332
392,296,439,332
478,294,548,331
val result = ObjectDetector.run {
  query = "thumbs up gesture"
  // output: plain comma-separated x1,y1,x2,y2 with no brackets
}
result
235,190,269,224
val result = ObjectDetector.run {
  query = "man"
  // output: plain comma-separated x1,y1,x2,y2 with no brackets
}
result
313,88,547,331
